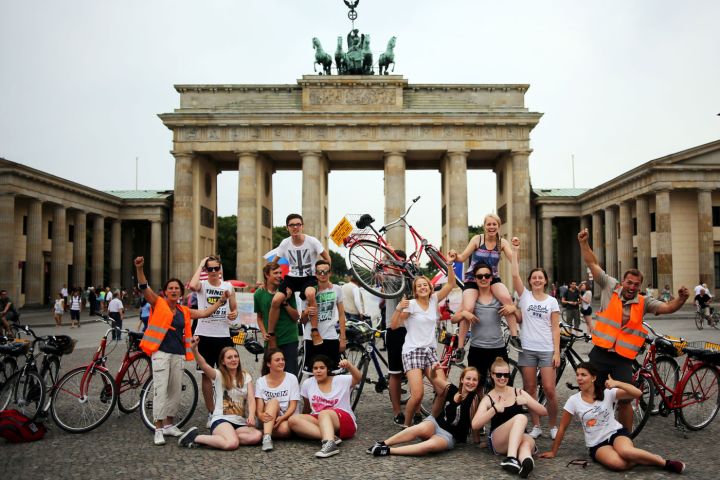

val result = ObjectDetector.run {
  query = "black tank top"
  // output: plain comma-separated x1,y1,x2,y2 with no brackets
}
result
489,388,524,433
435,384,478,442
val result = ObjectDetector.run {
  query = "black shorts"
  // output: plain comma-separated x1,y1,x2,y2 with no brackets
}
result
461,277,502,291
386,326,407,374
588,428,631,461
304,339,340,372
581,306,593,316
467,346,508,388
278,276,318,301
197,336,235,368
588,346,634,384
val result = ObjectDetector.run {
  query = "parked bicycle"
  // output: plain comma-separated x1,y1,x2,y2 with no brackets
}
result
630,322,720,438
536,322,592,405
0,325,75,421
345,196,464,299
0,335,27,387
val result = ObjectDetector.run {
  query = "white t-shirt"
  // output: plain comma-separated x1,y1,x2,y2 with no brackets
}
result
195,280,233,337
300,374,356,425
301,284,342,341
276,235,324,277
255,373,301,416
107,298,124,313
563,388,624,447
580,291,592,310
105,291,113,302
402,294,439,354
518,289,559,352
211,369,252,426
70,295,82,311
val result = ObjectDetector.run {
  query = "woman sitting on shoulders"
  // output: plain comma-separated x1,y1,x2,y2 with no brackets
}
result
539,362,685,474
367,366,480,456
472,357,547,478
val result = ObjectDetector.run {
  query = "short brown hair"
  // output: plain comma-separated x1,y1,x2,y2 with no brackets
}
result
622,269,644,283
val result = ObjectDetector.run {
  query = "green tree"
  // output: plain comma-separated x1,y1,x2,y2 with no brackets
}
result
272,226,286,248
329,250,349,284
217,215,237,279
468,224,484,239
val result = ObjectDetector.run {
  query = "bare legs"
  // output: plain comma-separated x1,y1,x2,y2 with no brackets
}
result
260,399,292,438
595,436,666,471
488,413,535,461
288,409,340,441
403,367,446,427
194,422,262,450
378,420,449,456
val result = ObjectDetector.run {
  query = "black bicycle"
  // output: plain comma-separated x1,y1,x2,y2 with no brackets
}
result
536,322,592,405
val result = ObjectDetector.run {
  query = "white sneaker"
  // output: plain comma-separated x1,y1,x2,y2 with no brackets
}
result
528,425,543,439
154,429,166,446
206,413,213,429
550,426,559,440
162,425,184,437
261,434,274,452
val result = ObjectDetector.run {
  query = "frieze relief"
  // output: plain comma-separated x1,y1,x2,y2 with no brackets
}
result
308,88,396,105
178,125,529,142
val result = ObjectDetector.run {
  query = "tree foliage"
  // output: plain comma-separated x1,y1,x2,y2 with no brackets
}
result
217,215,237,279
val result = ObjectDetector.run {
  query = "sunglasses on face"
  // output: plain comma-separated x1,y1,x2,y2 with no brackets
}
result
493,372,511,379
316,269,331,275
205,266,221,272
287,223,303,228
476,273,493,280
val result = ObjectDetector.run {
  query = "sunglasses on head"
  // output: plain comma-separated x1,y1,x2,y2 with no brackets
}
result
205,266,221,272
476,273,493,280
492,372,511,379
316,269,330,275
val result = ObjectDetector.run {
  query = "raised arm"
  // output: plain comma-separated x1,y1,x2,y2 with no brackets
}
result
577,229,603,281
436,252,457,301
188,257,209,292
510,237,525,296
654,286,690,315
390,296,410,329
448,235,479,262
539,410,573,458
190,290,228,320
337,358,363,387
134,257,158,306
189,336,217,380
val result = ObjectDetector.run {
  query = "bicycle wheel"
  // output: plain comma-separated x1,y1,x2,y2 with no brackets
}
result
51,366,117,433
537,359,565,406
42,355,60,389
348,240,406,299
678,365,720,430
629,374,654,438
695,311,704,330
0,370,45,420
711,313,720,330
117,354,152,413
1,357,18,386
425,247,464,289
350,355,369,411
140,368,199,431
344,343,365,369
650,356,679,415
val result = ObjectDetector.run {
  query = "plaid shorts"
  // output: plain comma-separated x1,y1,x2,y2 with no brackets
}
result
402,347,439,372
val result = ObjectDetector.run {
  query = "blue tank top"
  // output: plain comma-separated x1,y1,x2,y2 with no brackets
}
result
465,236,502,282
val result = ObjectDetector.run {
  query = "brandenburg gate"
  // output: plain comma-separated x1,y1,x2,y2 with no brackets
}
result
160,75,542,283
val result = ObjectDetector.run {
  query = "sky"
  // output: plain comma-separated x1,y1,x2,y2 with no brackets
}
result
1,0,719,253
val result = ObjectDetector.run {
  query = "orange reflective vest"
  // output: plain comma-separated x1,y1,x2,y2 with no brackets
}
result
592,288,648,360
139,297,194,360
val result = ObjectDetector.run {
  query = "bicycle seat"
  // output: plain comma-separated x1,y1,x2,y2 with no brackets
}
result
128,330,145,341
356,214,375,229
682,347,720,366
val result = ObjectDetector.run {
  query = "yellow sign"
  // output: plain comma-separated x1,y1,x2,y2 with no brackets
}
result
330,217,354,246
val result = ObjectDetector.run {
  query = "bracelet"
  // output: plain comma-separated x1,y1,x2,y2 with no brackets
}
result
138,283,148,290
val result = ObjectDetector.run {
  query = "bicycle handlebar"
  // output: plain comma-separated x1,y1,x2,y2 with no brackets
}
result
95,313,134,335
380,195,421,232
559,322,592,341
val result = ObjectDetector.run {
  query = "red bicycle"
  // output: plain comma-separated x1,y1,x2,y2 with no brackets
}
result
49,315,151,433
345,196,464,299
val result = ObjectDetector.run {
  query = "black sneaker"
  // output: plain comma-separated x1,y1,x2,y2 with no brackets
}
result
178,426,199,448
392,413,405,427
372,445,391,457
412,413,423,425
366,441,386,455
519,457,534,478
501,456,521,474
665,460,686,474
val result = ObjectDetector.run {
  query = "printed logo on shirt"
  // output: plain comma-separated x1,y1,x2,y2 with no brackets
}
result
204,286,229,320
288,249,313,276
263,390,289,400
581,405,611,432
526,303,550,320
317,290,337,323
311,394,339,412
223,388,246,417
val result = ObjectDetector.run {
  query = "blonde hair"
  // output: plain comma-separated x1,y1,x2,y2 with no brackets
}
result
218,346,246,391
490,356,510,374
483,213,502,227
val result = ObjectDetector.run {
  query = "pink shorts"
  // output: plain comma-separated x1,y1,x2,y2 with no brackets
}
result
311,408,357,440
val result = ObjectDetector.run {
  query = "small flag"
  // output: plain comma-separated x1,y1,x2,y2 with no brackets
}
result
263,248,289,278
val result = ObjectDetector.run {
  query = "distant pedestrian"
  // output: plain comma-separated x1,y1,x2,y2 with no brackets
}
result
70,288,82,328
107,291,124,341
53,293,65,327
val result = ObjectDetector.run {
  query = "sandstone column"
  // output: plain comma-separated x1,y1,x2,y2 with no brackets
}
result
150,220,163,286
384,151,406,250
618,202,633,275
50,205,67,300
25,199,43,306
655,190,673,291
172,152,194,281
636,197,652,284
440,150,469,255
542,216,553,283
110,219,121,288
237,151,259,283
0,195,17,301
591,211,604,298
511,150,532,274
72,210,87,289
92,215,105,287
698,189,714,290
604,206,618,277
301,150,322,239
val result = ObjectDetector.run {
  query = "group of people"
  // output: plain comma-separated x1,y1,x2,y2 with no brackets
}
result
130,211,690,475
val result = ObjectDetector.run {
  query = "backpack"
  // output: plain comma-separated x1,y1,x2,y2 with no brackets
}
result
0,409,47,443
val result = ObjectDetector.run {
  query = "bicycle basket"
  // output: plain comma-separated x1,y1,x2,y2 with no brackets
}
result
654,336,686,358
685,341,720,352
231,330,246,346
346,321,373,344
42,335,76,356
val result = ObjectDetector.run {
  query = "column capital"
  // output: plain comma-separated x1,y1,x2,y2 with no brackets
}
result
170,150,194,159
383,150,406,159
511,149,533,156
653,183,673,193
298,150,322,158
234,150,258,158
446,149,470,157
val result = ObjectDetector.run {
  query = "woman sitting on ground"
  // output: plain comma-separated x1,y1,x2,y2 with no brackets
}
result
255,348,300,452
539,362,685,474
177,338,262,449
472,357,547,478
367,366,480,456
288,355,362,458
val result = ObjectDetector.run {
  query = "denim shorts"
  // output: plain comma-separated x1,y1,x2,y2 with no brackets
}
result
424,415,455,450
517,349,554,368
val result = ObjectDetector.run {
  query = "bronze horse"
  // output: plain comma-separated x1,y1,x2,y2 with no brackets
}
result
312,37,332,75
379,36,396,75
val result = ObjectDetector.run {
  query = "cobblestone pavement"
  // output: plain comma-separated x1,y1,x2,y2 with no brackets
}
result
1,318,719,479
